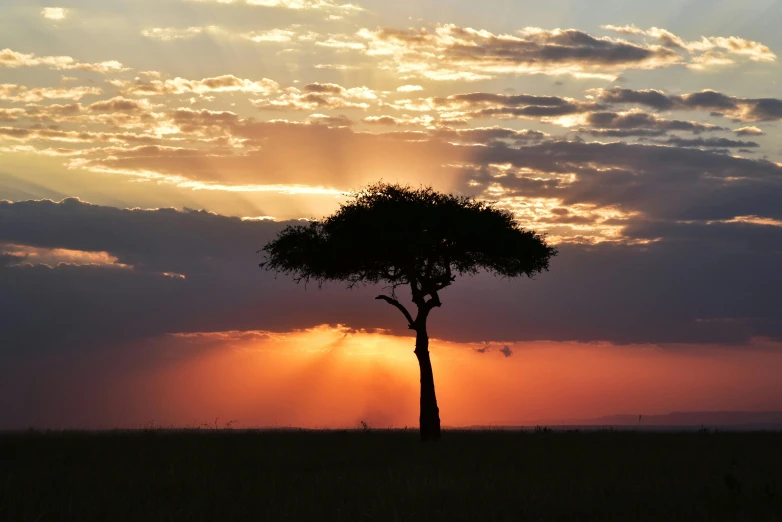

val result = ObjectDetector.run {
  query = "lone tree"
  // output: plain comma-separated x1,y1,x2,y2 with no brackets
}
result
260,183,556,441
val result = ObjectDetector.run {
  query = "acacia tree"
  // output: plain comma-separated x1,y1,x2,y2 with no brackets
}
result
260,183,556,441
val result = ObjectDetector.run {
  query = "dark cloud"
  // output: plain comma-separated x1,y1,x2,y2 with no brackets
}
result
472,344,514,357
377,126,549,145
598,88,782,122
88,97,147,112
583,128,667,137
664,137,759,149
464,140,782,222
0,197,780,357
437,225,782,345
597,88,676,110
422,92,600,121
364,25,681,79
442,93,581,108
584,111,725,134
303,83,346,94
475,104,587,118
429,126,548,144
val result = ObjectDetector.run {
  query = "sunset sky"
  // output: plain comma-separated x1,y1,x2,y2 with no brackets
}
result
1,0,781,429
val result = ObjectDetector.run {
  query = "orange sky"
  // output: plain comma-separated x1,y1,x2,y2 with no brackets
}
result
6,326,780,430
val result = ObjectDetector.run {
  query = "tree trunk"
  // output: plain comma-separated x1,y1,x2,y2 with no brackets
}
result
414,326,441,441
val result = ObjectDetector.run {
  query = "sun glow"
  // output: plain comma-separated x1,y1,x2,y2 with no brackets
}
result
12,325,780,430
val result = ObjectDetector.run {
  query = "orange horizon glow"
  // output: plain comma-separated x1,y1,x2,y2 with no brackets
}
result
9,325,782,430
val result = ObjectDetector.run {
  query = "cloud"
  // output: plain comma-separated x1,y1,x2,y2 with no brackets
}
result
0,84,102,102
141,26,219,41
0,49,125,73
251,83,378,111
242,28,299,42
141,25,317,44
371,126,550,145
314,63,358,70
306,113,353,126
581,110,726,135
6,95,779,232
0,108,25,121
391,92,600,124
87,96,153,113
113,75,280,96
734,126,764,136
313,23,773,81
596,87,782,122
1,198,780,356
0,127,166,147
397,85,423,92
428,126,549,145
15,103,166,132
0,243,128,269
663,137,759,149
186,0,362,13
460,140,782,227
348,25,686,80
41,7,67,20
246,0,361,10
362,115,435,126
472,343,514,357
602,25,776,66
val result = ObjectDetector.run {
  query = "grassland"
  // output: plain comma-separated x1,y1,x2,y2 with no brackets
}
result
1,429,780,521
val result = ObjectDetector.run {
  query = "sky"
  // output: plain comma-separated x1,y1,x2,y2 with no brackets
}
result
1,0,781,429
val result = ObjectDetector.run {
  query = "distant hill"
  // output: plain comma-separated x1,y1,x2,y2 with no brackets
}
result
588,411,782,427
471,411,782,430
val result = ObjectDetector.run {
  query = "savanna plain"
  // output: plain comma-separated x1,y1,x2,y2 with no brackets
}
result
2,429,781,522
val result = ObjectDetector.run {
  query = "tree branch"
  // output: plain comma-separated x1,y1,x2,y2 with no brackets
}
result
424,291,442,311
375,295,416,329
408,272,426,307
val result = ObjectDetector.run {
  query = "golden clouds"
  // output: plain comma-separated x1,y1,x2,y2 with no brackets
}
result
41,7,68,20
302,23,779,81
185,0,362,12
0,108,25,121
140,25,317,45
113,75,280,96
595,87,782,122
0,84,102,102
734,126,764,136
0,242,129,269
252,83,378,111
324,24,683,81
0,49,125,73
602,25,777,67
0,24,780,240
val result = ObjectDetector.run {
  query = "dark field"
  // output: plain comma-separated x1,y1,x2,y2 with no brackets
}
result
2,429,781,522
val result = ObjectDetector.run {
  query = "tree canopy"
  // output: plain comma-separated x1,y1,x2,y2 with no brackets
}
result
260,182,557,300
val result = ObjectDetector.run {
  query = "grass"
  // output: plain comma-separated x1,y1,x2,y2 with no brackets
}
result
1,429,781,521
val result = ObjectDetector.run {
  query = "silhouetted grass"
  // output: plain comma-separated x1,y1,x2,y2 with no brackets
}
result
1,429,781,521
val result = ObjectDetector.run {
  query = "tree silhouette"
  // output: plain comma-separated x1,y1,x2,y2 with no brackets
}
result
260,183,557,441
